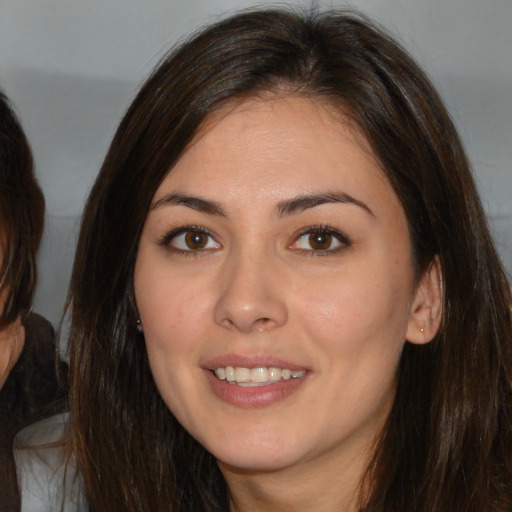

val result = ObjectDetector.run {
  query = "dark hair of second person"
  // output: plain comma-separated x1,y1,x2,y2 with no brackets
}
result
0,92,68,512
0,92,44,328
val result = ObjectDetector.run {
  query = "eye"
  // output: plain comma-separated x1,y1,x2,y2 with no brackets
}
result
290,226,349,254
162,226,221,252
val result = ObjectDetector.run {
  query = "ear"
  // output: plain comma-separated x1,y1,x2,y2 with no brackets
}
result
406,256,443,345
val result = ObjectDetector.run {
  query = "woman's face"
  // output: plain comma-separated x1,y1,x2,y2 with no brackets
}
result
134,97,434,477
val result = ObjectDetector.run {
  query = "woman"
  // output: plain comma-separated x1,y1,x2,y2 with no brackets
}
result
67,8,512,511
0,92,68,511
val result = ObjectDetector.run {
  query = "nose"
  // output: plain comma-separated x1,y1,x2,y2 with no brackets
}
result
213,249,288,334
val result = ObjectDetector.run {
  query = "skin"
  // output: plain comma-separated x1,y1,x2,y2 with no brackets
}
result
0,285,25,389
134,96,442,511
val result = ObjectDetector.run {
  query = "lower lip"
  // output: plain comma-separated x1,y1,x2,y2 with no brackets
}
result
204,370,308,408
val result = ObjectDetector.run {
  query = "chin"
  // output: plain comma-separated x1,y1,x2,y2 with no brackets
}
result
207,433,305,474
216,452,297,474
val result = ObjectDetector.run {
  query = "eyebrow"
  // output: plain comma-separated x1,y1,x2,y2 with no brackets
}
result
276,192,375,218
150,190,374,218
151,193,226,216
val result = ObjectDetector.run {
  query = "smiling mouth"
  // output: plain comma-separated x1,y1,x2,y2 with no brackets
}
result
213,366,306,387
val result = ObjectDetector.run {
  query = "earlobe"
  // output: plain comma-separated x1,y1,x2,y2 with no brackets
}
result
406,256,443,345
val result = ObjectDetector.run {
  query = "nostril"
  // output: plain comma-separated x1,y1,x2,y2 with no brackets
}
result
255,317,272,331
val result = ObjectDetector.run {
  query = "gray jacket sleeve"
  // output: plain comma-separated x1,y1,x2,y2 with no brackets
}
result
13,413,86,512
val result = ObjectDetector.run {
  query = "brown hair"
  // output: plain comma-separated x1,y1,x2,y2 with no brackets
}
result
0,92,45,328
67,8,512,511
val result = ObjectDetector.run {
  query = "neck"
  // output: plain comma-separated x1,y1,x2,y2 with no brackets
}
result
220,435,374,512
0,318,25,388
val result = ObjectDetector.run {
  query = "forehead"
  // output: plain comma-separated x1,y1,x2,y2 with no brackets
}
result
153,96,399,219
187,95,373,168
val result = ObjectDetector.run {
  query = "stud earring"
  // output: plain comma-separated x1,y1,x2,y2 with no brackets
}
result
136,319,143,333
420,327,425,333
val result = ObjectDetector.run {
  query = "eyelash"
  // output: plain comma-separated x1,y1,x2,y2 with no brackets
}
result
158,224,351,256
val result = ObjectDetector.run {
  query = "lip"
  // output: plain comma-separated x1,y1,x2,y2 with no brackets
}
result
202,354,310,408
204,369,309,408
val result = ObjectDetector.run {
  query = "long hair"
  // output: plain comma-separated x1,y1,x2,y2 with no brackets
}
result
0,92,45,328
67,8,512,511
0,92,46,512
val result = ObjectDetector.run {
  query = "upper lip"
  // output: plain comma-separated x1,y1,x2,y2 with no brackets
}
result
202,354,308,372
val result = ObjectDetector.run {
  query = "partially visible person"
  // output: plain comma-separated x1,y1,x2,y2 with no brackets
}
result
0,92,68,512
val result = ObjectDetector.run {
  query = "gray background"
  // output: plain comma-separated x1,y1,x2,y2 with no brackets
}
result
1,0,511,329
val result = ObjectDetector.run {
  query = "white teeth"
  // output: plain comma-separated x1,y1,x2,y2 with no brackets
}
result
234,367,251,382
268,367,281,381
214,366,306,385
225,366,235,382
251,367,268,382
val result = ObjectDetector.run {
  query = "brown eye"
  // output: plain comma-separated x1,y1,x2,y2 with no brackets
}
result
291,226,349,254
185,231,208,249
166,228,220,252
308,232,333,251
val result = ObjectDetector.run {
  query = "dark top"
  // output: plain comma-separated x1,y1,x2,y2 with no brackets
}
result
0,313,68,512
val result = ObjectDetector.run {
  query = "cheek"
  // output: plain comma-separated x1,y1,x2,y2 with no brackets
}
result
134,264,215,367
134,273,202,409
292,265,412,355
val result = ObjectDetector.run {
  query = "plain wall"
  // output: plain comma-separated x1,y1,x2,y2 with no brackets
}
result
1,0,511,327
